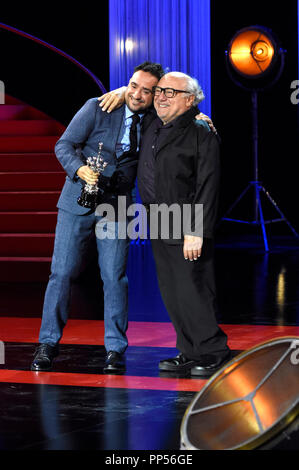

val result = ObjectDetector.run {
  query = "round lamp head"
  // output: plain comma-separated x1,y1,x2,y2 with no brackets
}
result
181,337,299,450
226,26,284,90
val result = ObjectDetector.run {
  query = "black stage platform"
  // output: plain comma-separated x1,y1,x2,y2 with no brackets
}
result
0,235,298,451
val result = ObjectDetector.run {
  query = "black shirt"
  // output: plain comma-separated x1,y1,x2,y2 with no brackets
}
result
137,117,176,204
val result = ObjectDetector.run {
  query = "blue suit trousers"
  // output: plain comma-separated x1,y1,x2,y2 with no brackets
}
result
39,208,130,354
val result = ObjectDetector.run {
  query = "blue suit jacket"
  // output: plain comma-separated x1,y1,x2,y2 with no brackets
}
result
55,98,126,215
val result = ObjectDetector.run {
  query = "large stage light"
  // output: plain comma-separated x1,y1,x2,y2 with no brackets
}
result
220,26,299,251
226,25,284,89
228,27,276,79
180,337,299,450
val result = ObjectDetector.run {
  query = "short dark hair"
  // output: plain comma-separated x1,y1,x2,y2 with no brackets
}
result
134,61,165,80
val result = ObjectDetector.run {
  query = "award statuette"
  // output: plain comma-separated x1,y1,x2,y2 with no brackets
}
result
77,142,108,209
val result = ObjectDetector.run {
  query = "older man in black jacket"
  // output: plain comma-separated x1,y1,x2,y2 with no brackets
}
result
137,72,231,377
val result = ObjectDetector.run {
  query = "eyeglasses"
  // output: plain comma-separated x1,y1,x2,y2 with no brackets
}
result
153,86,191,98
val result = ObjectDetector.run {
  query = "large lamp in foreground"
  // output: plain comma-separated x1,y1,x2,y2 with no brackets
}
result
180,337,299,450
221,26,299,251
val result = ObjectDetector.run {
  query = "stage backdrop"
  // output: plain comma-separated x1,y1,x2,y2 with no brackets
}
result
109,0,211,116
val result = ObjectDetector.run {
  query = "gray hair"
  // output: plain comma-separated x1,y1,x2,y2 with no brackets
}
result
165,72,205,106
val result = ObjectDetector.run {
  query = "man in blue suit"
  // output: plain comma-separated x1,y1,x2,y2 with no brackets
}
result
31,62,164,373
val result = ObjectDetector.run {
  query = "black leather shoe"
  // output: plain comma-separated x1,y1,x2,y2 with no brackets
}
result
31,344,59,371
159,353,198,372
103,351,125,373
190,351,232,377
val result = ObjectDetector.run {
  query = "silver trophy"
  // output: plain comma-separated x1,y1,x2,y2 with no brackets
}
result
77,142,108,209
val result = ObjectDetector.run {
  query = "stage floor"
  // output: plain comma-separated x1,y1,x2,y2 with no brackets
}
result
0,236,299,451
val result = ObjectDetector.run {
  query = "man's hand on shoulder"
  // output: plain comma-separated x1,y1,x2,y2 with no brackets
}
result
98,86,127,113
194,112,217,134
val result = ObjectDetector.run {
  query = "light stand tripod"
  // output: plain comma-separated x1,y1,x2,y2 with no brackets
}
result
221,26,299,251
221,90,299,252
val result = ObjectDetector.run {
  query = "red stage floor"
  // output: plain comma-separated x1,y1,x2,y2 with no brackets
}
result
1,317,299,349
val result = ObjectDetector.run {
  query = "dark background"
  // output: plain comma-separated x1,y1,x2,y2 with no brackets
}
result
0,0,298,229
211,0,299,233
0,3,110,122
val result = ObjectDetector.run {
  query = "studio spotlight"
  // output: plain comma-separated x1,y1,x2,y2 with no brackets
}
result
228,27,276,79
220,26,299,251
226,25,284,89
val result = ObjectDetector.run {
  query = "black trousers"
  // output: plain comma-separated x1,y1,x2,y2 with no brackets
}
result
150,238,229,361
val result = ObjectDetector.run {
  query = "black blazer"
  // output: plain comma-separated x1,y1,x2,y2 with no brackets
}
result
138,107,220,242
